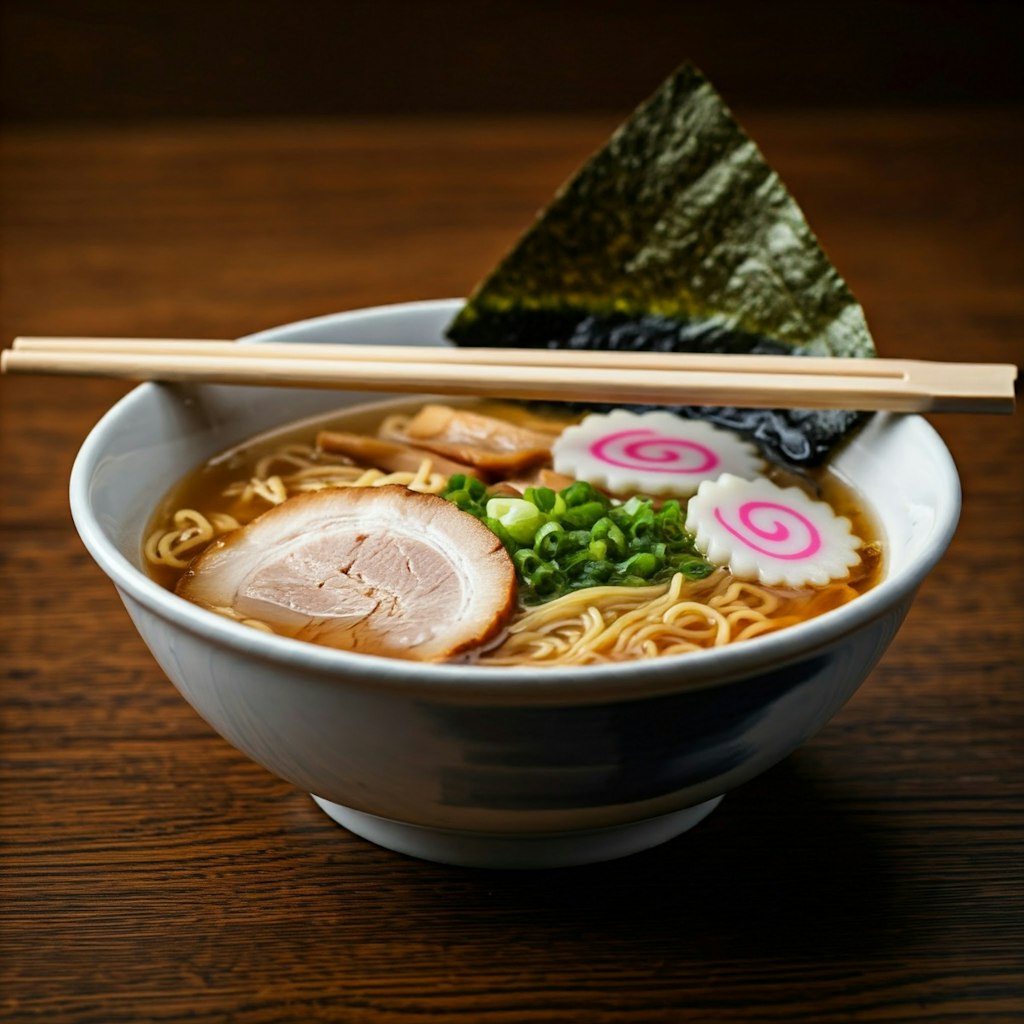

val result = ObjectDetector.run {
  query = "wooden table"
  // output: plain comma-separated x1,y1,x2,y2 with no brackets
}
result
2,111,1021,1022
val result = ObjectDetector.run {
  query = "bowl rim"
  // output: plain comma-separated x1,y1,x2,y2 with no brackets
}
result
69,298,962,704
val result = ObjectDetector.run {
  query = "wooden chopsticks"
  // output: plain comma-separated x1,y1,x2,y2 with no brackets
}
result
2,336,1017,414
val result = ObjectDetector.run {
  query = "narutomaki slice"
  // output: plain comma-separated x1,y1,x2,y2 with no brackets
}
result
176,485,516,661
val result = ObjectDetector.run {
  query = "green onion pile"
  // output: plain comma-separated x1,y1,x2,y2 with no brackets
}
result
441,476,715,604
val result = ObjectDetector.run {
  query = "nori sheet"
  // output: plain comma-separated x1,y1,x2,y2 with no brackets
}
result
445,63,876,466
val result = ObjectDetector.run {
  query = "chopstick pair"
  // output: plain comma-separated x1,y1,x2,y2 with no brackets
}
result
1,336,1017,414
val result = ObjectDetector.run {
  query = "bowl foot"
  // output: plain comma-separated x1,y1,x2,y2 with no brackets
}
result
310,795,723,869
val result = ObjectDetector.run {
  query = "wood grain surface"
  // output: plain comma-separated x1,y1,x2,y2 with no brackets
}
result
1,111,1021,1023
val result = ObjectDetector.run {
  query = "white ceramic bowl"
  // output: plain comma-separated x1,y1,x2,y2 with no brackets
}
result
70,299,961,868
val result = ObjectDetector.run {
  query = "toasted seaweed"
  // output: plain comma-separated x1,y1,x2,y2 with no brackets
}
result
446,63,875,465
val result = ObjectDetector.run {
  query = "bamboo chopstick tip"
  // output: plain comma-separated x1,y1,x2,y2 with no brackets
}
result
9,336,58,350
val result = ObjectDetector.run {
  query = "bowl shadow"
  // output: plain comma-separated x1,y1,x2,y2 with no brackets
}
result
373,750,903,962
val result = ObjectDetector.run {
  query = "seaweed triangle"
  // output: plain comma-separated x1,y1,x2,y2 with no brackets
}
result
447,62,875,363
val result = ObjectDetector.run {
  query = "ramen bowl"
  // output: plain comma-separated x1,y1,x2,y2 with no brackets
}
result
69,299,961,868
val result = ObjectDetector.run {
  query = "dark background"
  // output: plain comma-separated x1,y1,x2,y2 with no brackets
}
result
2,0,1021,122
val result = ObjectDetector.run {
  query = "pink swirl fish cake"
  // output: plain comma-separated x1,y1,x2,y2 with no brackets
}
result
685,473,863,588
552,410,764,498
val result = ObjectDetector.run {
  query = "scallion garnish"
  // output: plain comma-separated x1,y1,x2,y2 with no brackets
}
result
440,478,715,605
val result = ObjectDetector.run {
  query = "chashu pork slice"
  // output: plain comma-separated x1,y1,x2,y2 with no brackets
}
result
176,485,517,661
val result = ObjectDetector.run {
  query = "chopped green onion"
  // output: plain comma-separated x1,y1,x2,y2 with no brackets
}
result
530,564,565,597
513,548,543,577
523,486,558,513
534,521,567,559
561,501,607,529
485,496,545,545
560,481,603,508
441,472,713,604
591,517,626,556
620,552,659,578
